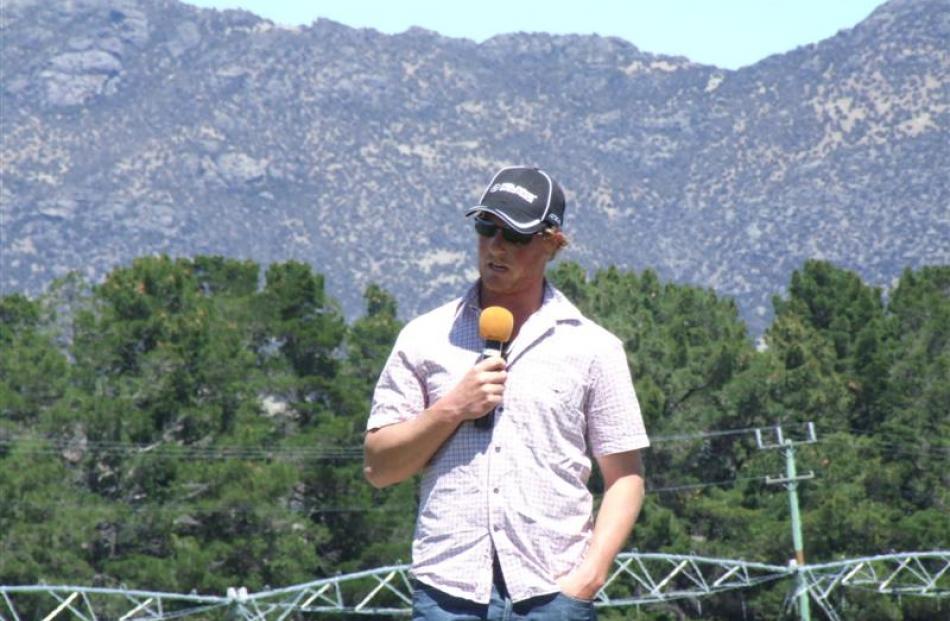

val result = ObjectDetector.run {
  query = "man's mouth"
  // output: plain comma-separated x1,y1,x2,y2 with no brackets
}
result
487,262,508,272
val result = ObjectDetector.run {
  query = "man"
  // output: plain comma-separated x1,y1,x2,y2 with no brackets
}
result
364,166,649,620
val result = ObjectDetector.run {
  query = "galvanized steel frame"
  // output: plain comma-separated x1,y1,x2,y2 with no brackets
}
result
2,551,947,620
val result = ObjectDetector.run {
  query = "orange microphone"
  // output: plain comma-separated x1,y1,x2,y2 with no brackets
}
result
475,306,514,429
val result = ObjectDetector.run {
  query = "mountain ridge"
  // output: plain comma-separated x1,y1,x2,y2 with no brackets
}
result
1,0,947,332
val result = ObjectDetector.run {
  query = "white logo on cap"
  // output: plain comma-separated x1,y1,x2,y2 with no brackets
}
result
490,182,538,204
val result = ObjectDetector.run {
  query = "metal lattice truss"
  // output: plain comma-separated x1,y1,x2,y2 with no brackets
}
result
2,551,947,620
596,553,787,605
0,585,227,620
793,552,950,621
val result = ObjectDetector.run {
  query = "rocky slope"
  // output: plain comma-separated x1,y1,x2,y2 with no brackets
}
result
1,0,947,332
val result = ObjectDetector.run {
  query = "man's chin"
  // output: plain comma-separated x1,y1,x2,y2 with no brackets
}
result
480,272,513,294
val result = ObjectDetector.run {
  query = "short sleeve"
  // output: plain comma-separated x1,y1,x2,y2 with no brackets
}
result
585,337,650,456
366,328,427,431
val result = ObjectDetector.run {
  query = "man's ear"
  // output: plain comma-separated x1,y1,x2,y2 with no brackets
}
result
546,238,559,261
546,230,566,261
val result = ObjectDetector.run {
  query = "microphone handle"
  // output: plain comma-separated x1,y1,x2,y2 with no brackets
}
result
475,341,506,429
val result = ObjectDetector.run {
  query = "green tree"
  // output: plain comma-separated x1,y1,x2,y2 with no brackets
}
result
0,294,69,423
2,256,945,620
773,260,889,430
878,267,949,533
50,256,328,593
332,284,415,570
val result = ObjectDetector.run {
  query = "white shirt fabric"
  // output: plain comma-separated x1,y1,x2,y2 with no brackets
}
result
367,282,650,603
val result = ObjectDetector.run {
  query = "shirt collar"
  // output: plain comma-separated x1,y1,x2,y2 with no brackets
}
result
455,282,482,319
539,280,584,324
454,279,583,324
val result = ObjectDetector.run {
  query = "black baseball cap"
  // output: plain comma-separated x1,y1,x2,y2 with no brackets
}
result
465,166,566,234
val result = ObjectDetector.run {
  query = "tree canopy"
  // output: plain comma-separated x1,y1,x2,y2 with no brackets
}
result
1,256,946,620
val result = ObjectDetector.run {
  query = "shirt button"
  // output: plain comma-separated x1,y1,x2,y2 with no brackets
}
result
494,524,501,532
495,446,501,453
497,406,504,413
493,488,499,494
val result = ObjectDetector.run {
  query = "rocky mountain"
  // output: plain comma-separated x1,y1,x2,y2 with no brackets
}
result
1,0,947,332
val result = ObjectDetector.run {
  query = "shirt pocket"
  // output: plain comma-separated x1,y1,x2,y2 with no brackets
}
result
509,359,588,451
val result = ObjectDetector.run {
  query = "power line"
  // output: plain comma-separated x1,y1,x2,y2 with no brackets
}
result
0,423,777,461
5,472,782,518
810,434,949,459
647,474,772,494
0,438,364,460
650,425,784,442
3,423,946,463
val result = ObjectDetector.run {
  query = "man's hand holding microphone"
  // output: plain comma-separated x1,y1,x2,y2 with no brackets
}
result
363,307,513,488
437,306,513,429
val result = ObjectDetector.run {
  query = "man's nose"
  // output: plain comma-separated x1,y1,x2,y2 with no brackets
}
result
488,229,507,250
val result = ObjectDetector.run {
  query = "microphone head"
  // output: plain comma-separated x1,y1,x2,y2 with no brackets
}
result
479,306,514,343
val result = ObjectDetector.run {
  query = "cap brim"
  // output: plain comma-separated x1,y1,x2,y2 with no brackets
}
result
465,206,545,234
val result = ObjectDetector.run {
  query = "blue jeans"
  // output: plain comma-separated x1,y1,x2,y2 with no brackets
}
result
411,579,596,621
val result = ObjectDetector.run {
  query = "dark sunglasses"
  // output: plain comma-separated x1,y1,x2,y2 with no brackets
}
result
474,217,538,245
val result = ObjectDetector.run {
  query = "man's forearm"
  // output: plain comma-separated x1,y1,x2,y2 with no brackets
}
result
558,450,646,599
583,473,646,582
363,404,461,488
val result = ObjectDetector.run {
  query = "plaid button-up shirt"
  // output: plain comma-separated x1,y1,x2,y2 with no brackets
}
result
367,282,649,604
